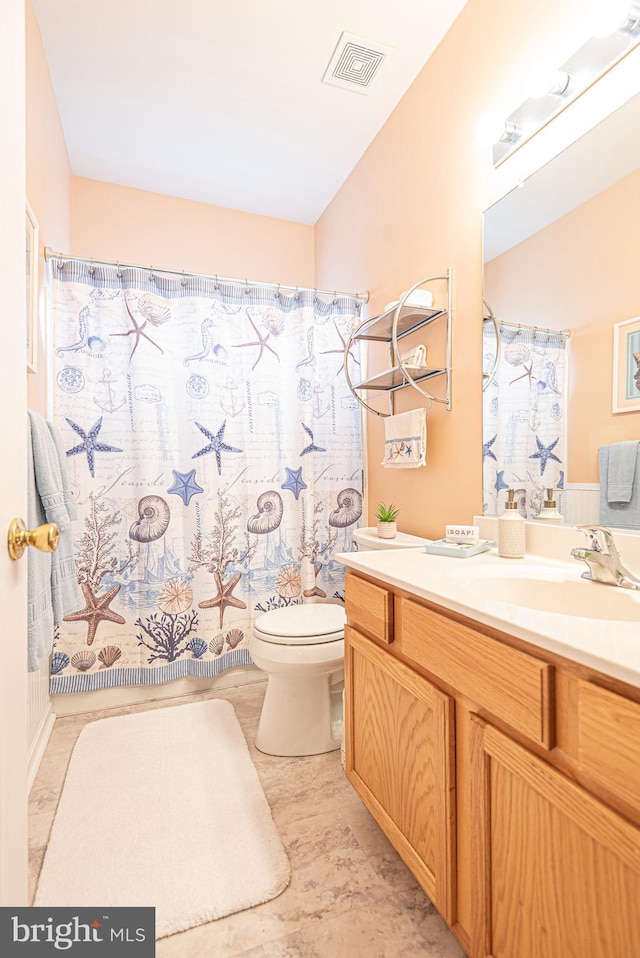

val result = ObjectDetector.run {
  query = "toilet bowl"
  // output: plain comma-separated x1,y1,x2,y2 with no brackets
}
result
251,527,428,757
251,604,345,757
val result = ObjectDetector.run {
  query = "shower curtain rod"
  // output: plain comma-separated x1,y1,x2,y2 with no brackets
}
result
44,247,370,304
485,316,571,338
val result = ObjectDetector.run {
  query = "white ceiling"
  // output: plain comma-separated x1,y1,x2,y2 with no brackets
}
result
33,0,467,224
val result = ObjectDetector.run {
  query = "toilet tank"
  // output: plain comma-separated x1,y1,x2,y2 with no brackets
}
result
352,526,428,551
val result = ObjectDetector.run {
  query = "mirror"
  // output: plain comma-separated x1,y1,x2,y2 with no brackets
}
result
483,91,640,529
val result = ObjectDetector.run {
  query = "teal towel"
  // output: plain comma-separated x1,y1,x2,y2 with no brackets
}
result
599,444,640,531
27,416,55,672
27,411,80,640
46,420,78,521
607,440,640,503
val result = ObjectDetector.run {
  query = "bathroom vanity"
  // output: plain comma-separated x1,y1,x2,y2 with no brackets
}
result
340,546,640,958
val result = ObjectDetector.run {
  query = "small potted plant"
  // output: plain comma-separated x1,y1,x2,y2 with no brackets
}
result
375,501,400,539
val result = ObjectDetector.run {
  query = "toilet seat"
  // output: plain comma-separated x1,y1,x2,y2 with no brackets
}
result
253,604,345,646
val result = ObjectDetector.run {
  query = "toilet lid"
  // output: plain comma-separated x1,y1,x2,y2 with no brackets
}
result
254,604,345,645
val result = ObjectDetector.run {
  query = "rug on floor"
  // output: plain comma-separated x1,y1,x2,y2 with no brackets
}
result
34,699,291,938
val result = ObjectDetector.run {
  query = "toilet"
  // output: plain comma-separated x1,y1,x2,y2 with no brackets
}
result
251,526,428,756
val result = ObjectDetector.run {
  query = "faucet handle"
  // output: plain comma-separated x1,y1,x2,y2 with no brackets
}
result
575,524,618,556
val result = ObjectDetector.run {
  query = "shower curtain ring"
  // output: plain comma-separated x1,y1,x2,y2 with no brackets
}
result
332,290,338,306
149,266,156,283
244,278,251,295
294,287,300,302
88,259,95,276
181,269,187,287
116,261,123,279
274,283,281,300
214,274,219,291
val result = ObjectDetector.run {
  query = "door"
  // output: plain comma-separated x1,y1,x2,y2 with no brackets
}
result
0,0,29,905
470,718,640,958
344,625,456,923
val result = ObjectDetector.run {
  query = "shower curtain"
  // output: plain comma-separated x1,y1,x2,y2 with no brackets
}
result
49,260,363,693
483,323,567,519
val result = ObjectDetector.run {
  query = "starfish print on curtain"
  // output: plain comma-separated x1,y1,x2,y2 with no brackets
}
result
483,434,497,461
494,470,510,494
65,417,123,478
63,583,126,646
198,572,247,628
529,436,562,475
110,294,166,361
232,311,280,370
319,318,361,377
281,466,307,500
192,420,243,474
167,468,204,505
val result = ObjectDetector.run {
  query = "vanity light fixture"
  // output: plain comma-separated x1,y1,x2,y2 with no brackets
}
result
476,114,523,147
490,2,640,165
590,0,640,37
499,120,522,144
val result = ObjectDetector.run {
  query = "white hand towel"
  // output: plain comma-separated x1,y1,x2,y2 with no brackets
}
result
382,409,427,469
401,289,433,309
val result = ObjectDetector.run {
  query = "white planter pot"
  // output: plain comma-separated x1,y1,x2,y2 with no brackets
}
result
377,521,397,539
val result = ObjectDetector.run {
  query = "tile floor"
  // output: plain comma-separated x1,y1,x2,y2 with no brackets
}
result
29,681,467,957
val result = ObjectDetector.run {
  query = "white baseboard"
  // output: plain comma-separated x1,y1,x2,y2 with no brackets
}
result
28,706,56,794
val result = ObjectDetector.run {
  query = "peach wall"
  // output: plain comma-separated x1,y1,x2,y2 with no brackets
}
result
314,0,585,538
26,0,72,414
485,167,640,484
71,178,315,288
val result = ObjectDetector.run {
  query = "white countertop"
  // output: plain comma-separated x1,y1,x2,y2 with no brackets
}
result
337,546,640,689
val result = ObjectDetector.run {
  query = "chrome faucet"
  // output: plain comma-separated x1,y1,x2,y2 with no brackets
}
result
571,525,640,590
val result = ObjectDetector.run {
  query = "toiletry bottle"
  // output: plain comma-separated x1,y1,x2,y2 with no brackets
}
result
498,489,525,558
538,488,564,521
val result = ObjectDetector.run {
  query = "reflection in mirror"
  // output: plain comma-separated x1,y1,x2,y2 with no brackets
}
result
483,92,640,531
482,320,568,520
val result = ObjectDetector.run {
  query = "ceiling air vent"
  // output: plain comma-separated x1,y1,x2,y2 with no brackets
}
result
322,31,393,94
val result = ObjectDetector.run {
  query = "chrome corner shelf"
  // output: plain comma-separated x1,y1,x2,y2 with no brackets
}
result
354,304,447,342
344,269,453,418
353,365,447,392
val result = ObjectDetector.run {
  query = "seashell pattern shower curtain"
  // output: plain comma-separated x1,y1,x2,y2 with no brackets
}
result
49,261,363,693
483,324,567,519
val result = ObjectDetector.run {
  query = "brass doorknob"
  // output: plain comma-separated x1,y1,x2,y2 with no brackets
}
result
7,517,60,561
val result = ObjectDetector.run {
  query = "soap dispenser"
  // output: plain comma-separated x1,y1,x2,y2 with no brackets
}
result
538,488,564,521
498,489,525,558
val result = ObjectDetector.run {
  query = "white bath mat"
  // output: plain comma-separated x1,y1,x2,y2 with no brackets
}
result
35,699,290,938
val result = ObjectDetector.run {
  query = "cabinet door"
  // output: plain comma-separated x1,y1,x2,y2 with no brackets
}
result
470,718,640,958
344,625,455,922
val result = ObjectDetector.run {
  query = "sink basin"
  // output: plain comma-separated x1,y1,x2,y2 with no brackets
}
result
451,565,640,622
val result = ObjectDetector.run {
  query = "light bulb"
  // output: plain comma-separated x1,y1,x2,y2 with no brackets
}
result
500,121,522,143
525,59,559,98
476,112,507,146
588,0,631,37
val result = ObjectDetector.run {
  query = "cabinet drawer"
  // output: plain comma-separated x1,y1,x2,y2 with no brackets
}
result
578,681,640,815
400,598,553,747
345,572,393,644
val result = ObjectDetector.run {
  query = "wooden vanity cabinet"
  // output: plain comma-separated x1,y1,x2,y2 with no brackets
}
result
470,719,640,958
344,569,640,958
344,624,456,923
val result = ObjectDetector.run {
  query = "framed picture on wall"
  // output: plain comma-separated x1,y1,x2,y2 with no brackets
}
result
26,199,39,373
612,316,640,414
